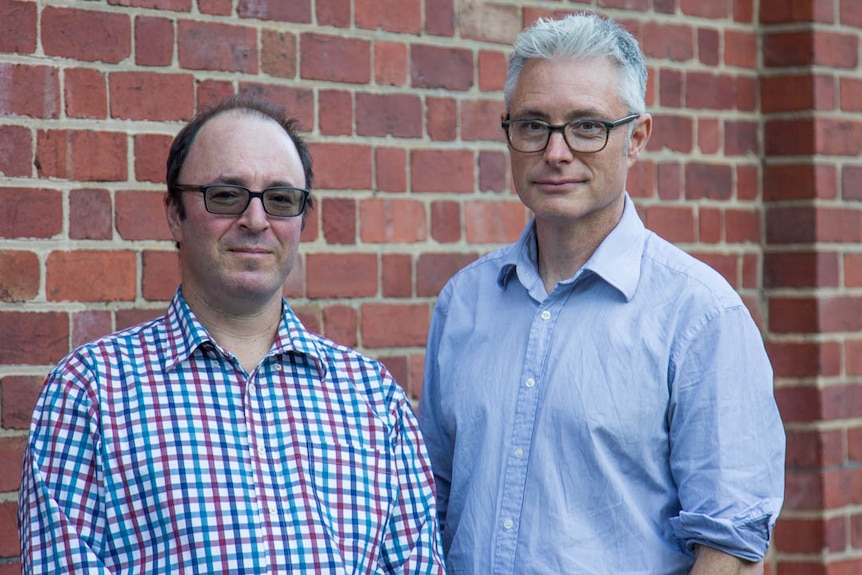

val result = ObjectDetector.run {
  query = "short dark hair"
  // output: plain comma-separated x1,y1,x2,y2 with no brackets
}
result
165,94,315,220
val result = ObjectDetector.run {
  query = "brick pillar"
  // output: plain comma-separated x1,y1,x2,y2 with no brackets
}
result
761,1,862,572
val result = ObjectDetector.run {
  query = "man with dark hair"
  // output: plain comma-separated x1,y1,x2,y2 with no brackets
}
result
19,95,446,575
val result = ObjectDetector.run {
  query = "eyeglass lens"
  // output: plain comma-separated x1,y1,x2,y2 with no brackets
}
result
204,185,306,217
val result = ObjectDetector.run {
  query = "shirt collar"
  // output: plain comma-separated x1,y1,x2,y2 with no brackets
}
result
497,194,647,301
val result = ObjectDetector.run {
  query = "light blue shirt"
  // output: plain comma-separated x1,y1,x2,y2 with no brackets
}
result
419,196,785,574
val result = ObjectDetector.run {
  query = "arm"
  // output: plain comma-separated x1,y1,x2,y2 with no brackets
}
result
690,545,763,575
19,366,110,574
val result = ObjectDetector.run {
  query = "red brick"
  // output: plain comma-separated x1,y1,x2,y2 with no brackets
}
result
0,501,19,557
322,198,356,245
427,97,457,141
479,151,508,193
823,466,862,508
693,252,738,286
761,74,835,113
741,252,760,289
64,67,107,119
773,561,825,575
72,310,112,347
657,163,682,200
110,72,194,121
356,0,420,33
846,254,862,287
323,305,358,347
360,199,427,243
697,118,720,155
765,251,839,288
0,311,68,364
647,115,693,153
425,0,454,36
764,164,837,202
465,200,527,244
317,0,350,27
375,147,407,193
411,44,473,91
850,424,862,460
478,50,507,92
659,69,683,108
46,251,137,302
142,250,179,302
785,428,845,469
818,207,862,243
686,72,735,110
116,190,172,241
724,120,759,156
0,250,38,302
417,253,478,297
627,160,654,200
820,297,862,333
431,201,462,243
374,41,408,87
382,254,413,298
0,63,59,118
318,90,352,137
766,206,816,244
724,29,757,68
462,99,506,142
765,31,858,68
697,28,720,66
813,118,862,157
641,22,694,62
725,208,761,243
69,188,111,241
698,208,721,244
42,7,130,63
411,150,474,193
0,187,62,239
0,125,31,177
261,29,297,79
773,517,830,554
769,296,819,334
841,78,862,112
0,0,36,54
134,134,172,184
237,0,311,22
309,143,372,190
178,20,257,73
306,254,378,298
116,309,162,331
301,34,370,84
0,436,25,491
135,16,173,67
734,0,755,22
783,468,824,510
685,163,733,200
646,206,696,243
459,1,519,43
377,355,409,393
843,0,862,26
197,80,235,110
1,375,42,429
238,84,314,130
356,93,422,138
199,0,231,15
759,0,834,24
849,339,862,376
37,130,128,182
108,0,191,8
360,303,429,348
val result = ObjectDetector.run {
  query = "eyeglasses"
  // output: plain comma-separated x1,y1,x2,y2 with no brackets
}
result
501,114,640,154
174,184,310,217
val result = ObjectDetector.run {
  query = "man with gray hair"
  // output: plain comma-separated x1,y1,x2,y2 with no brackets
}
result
419,12,785,574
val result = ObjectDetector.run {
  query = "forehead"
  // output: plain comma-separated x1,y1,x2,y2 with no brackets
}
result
509,56,625,118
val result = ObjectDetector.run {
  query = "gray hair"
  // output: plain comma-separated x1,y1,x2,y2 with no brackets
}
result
504,13,648,116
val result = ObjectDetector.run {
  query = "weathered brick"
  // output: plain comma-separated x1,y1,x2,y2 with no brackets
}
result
0,250,38,302
0,436,25,491
374,41,407,87
116,190,172,241
725,208,762,243
765,251,839,288
645,206,696,243
316,0,350,27
642,22,694,62
765,31,858,68
0,63,59,118
767,341,840,378
431,201,462,243
761,74,835,113
425,0,455,36
698,118,720,155
261,29,297,79
774,517,831,554
697,28,720,66
764,164,837,202
0,311,68,364
478,50,507,92
686,72,735,110
459,1,519,43
46,251,137,302
198,0,231,14
64,67,107,119
724,29,757,68
318,90,352,136
306,253,378,298
657,162,682,200
846,253,862,287
769,296,819,334
0,124,31,177
356,93,422,138
116,309,162,331
765,118,816,156
840,77,862,112
310,143,372,190
69,188,112,241
848,339,862,375
411,150,474,193
197,80,235,110
465,200,526,244
0,0,36,54
725,120,760,156
760,0,834,24
479,151,508,193
42,7,130,63
360,303,429,347
135,16,173,67
0,188,62,239
322,198,356,245
71,310,112,348
360,199,427,243
377,354,409,393
814,118,862,156
0,375,42,429
322,305,358,347
693,252,738,286
697,208,722,244
300,34,370,84
382,253,413,298
237,0,311,23
178,20,257,73
142,250,179,302
411,44,472,91
417,253,478,297
110,72,194,121
819,297,862,333
685,163,733,200
462,99,506,142
108,0,191,9
0,500,20,557
238,84,314,130
356,0,420,33
375,147,407,193
427,97,457,141
647,114,693,153
134,134,172,183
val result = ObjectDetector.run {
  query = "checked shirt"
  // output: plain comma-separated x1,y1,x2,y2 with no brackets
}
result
19,290,445,574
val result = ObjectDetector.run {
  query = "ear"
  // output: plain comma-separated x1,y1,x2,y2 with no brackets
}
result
165,196,184,245
626,113,652,167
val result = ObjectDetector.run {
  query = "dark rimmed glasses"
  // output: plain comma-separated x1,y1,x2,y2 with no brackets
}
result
501,113,640,154
174,184,310,218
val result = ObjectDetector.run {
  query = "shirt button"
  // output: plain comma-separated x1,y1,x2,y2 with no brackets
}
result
503,518,514,530
257,444,267,458
273,364,282,372
525,378,535,388
268,503,278,516
514,448,524,458
248,382,256,393
541,310,551,320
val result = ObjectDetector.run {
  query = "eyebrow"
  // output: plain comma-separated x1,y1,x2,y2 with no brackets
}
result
208,176,303,189
509,107,611,121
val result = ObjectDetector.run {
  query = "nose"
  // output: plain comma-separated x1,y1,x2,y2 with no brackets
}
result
543,130,574,163
237,196,270,231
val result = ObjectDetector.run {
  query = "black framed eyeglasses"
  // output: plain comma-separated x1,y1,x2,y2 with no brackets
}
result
501,113,640,154
174,184,310,218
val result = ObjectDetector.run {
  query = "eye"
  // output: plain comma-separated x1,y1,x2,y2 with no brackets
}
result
568,120,604,137
519,120,548,134
266,189,299,206
206,186,245,204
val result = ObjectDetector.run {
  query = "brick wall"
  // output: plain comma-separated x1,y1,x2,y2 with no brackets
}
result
0,0,859,572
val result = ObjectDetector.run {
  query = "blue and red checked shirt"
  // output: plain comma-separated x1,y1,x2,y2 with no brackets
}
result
19,289,445,575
